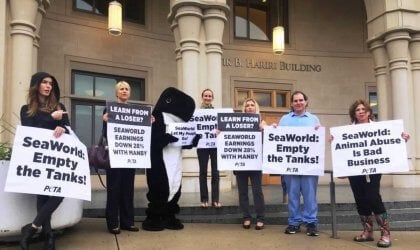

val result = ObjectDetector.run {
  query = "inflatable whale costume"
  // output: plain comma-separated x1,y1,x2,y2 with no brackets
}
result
142,87,200,231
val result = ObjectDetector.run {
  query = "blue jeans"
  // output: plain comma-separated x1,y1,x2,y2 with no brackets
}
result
283,175,318,226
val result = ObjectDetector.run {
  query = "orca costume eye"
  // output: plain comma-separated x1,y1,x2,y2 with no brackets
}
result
165,98,172,104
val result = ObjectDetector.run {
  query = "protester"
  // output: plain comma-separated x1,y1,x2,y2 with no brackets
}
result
102,81,139,234
332,99,410,248
197,89,221,208
279,90,321,236
19,72,69,250
235,98,266,230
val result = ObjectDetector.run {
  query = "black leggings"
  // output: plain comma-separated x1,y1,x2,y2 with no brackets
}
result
33,195,64,232
197,148,219,203
348,174,386,216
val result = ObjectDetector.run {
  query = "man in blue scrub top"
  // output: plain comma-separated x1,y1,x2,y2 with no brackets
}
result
279,90,321,237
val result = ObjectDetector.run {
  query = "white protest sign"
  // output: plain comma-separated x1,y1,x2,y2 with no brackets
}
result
167,123,196,146
217,113,262,171
107,102,152,169
5,125,91,201
263,126,325,176
330,120,409,177
190,108,233,148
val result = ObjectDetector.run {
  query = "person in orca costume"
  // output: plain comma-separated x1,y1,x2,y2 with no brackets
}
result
142,87,200,231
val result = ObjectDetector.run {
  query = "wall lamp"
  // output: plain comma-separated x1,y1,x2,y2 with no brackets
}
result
108,1,122,36
273,0,284,55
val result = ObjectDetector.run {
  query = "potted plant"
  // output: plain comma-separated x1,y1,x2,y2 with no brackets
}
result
0,142,12,161
0,114,13,162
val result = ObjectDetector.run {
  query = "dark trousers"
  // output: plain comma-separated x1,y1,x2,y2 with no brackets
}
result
197,148,219,203
236,171,265,222
106,168,135,229
33,195,64,233
348,174,386,216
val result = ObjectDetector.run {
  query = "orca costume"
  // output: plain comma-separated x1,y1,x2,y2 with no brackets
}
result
142,87,200,231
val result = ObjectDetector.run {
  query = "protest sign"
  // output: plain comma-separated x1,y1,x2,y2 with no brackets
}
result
5,125,91,201
167,123,196,146
263,126,325,176
190,108,233,148
217,113,262,171
330,120,409,177
107,102,151,169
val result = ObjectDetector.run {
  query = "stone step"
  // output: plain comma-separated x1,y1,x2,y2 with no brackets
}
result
83,202,420,231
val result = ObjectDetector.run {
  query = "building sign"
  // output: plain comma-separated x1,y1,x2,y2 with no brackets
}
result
222,57,322,72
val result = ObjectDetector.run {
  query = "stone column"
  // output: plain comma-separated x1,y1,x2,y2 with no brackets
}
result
409,33,420,171
384,31,416,187
0,0,6,119
369,40,391,121
9,0,39,126
175,6,202,102
170,20,183,89
203,8,227,108
384,31,411,126
32,2,47,72
168,1,230,193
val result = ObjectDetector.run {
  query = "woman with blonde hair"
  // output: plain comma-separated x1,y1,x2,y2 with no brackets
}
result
236,98,266,230
102,81,139,234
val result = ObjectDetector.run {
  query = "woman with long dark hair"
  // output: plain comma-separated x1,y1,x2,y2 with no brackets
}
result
20,72,69,250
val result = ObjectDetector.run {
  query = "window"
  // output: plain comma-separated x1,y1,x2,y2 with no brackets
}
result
74,0,145,24
234,0,288,42
369,91,378,120
71,70,145,149
235,88,290,111
366,85,378,120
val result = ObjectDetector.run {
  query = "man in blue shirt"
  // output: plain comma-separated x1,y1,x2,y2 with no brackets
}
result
279,90,321,236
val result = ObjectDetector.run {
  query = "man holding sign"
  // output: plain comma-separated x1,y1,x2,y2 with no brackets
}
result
278,91,321,237
330,99,410,248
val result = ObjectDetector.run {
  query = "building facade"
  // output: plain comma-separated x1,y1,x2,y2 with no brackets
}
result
0,0,419,190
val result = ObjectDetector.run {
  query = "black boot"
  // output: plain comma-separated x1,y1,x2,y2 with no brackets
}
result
142,215,164,231
20,223,37,250
163,214,184,230
43,231,55,250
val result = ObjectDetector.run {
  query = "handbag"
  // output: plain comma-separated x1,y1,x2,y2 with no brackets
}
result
88,136,110,170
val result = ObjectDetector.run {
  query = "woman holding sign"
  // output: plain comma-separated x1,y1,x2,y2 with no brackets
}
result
19,72,69,250
334,99,410,248
235,98,266,230
197,89,221,208
102,81,139,234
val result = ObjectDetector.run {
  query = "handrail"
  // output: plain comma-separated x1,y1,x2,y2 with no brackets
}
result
324,170,420,239
324,170,338,239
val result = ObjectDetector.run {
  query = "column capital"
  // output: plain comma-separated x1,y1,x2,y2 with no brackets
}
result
368,39,388,70
9,0,40,38
410,33,420,67
203,8,226,55
384,31,410,70
168,0,229,24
